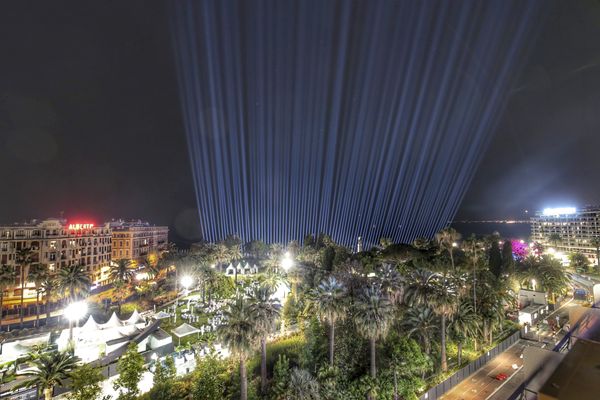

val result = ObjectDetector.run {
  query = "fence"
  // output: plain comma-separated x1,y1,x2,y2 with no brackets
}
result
419,330,521,400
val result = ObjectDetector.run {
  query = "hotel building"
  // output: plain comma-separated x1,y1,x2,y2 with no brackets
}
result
110,219,169,261
0,218,112,315
530,206,600,263
0,218,168,319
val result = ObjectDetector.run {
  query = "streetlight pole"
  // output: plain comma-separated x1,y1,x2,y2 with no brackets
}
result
64,301,87,353
175,275,193,324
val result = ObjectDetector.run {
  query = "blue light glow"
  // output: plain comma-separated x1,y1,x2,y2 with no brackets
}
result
170,0,543,246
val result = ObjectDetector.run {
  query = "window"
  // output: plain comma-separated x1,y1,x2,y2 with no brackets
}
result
0,242,7,251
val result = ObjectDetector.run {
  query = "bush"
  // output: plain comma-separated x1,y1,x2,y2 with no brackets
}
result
190,353,229,400
248,333,306,377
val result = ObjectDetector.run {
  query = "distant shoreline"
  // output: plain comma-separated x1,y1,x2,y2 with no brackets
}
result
451,221,530,239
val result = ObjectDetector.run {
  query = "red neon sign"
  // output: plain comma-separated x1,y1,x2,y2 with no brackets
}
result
68,223,95,230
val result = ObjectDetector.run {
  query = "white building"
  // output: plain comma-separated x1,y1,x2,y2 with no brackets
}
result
531,206,600,263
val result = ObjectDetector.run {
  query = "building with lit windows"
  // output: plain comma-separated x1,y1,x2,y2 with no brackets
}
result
531,206,600,263
0,218,112,317
110,219,169,262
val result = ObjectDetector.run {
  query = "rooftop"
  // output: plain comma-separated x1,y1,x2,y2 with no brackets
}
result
539,340,600,400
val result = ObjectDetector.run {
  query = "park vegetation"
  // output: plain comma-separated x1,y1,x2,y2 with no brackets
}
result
2,229,570,400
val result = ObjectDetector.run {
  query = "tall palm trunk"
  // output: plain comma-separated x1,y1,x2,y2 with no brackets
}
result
240,356,248,400
35,289,40,328
457,341,463,365
483,320,489,347
44,387,53,400
424,336,431,355
19,267,25,328
329,322,335,366
370,338,377,378
45,288,51,324
441,314,447,372
260,337,267,394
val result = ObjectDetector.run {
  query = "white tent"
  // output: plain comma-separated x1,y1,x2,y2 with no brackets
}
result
81,315,99,332
100,312,122,329
172,323,201,345
126,310,143,325
226,263,235,275
153,311,171,320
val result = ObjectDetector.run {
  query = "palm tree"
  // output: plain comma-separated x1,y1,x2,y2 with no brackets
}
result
15,350,79,400
429,277,459,372
404,268,440,306
538,255,568,303
548,233,561,248
463,235,482,313
57,264,91,302
142,256,160,280
249,285,281,394
435,228,461,269
375,264,405,305
430,234,463,372
286,368,320,400
109,259,134,284
16,247,35,328
41,277,57,324
449,301,480,365
354,285,394,378
402,306,438,355
26,264,48,328
307,277,347,366
0,265,16,331
218,296,258,400
477,285,505,346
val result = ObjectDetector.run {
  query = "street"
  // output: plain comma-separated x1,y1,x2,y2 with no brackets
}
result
439,341,526,400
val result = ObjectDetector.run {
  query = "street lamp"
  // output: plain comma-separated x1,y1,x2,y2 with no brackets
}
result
181,275,193,291
174,276,193,324
281,252,294,272
65,301,88,351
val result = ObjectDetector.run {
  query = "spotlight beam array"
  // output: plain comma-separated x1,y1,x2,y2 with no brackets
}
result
170,0,543,247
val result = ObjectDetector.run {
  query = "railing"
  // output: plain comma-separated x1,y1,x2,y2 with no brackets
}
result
419,330,521,400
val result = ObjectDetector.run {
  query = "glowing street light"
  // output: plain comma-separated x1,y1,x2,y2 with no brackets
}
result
65,301,88,350
181,275,194,291
281,252,294,272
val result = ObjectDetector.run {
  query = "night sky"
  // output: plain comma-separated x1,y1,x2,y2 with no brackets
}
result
1,1,600,245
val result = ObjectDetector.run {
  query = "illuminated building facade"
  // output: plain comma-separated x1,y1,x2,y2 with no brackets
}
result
531,206,600,263
0,218,112,315
110,219,169,261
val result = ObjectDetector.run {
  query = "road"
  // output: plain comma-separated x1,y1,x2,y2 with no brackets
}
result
439,341,526,400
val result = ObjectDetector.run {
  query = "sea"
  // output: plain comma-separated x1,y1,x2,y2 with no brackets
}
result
451,222,531,240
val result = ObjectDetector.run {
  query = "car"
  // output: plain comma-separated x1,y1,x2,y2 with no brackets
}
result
494,373,508,381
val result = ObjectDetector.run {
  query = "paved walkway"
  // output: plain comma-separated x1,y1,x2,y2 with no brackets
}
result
440,341,527,400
